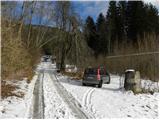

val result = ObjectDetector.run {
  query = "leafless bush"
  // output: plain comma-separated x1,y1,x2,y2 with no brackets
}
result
1,19,41,80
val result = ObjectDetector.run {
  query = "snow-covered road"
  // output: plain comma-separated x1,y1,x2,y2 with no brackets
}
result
35,62,76,119
0,61,159,118
39,61,159,119
43,73,75,119
35,62,90,119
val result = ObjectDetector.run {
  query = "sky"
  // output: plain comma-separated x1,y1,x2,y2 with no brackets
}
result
9,0,159,26
72,1,109,22
72,0,159,22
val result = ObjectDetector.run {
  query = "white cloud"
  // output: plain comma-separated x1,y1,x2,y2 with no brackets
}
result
75,0,158,21
143,0,159,8
82,1,108,20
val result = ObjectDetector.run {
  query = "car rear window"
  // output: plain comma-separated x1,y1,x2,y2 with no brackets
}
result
100,68,109,75
85,68,97,75
100,69,105,75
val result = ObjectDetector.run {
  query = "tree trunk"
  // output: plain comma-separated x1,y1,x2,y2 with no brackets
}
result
60,43,66,71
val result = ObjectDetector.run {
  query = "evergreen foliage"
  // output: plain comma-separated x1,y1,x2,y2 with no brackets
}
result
84,1,159,56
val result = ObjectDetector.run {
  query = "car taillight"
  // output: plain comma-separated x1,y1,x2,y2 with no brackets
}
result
97,68,100,80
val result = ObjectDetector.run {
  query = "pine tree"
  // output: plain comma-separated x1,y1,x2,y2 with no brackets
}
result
96,13,108,55
84,0,158,57
146,3,159,34
117,1,127,45
106,1,118,53
84,16,98,55
126,1,146,43
126,1,159,45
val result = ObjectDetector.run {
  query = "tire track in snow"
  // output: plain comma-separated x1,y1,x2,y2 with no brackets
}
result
43,73,73,118
54,73,97,118
82,88,95,107
32,70,44,119
82,87,97,117
50,73,94,119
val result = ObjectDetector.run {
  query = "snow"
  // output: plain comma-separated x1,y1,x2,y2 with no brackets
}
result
0,61,159,119
0,96,26,118
57,74,159,118
43,73,75,119
24,75,38,118
65,64,77,72
141,79,159,92
125,69,135,72
31,61,75,118
0,75,37,118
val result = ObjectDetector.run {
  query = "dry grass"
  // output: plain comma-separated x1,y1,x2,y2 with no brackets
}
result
80,33,158,82
1,19,42,98
107,33,159,81
1,81,24,99
62,71,84,80
1,20,29,79
106,55,158,81
1,19,41,81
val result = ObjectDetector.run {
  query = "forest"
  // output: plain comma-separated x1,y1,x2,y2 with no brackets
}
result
83,1,159,80
1,1,159,81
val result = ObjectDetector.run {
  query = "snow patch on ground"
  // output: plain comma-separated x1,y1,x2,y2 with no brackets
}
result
141,79,159,92
0,75,37,118
24,75,38,118
57,74,159,118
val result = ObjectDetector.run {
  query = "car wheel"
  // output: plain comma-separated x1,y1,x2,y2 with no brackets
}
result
107,77,110,84
98,81,102,88
106,80,110,84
